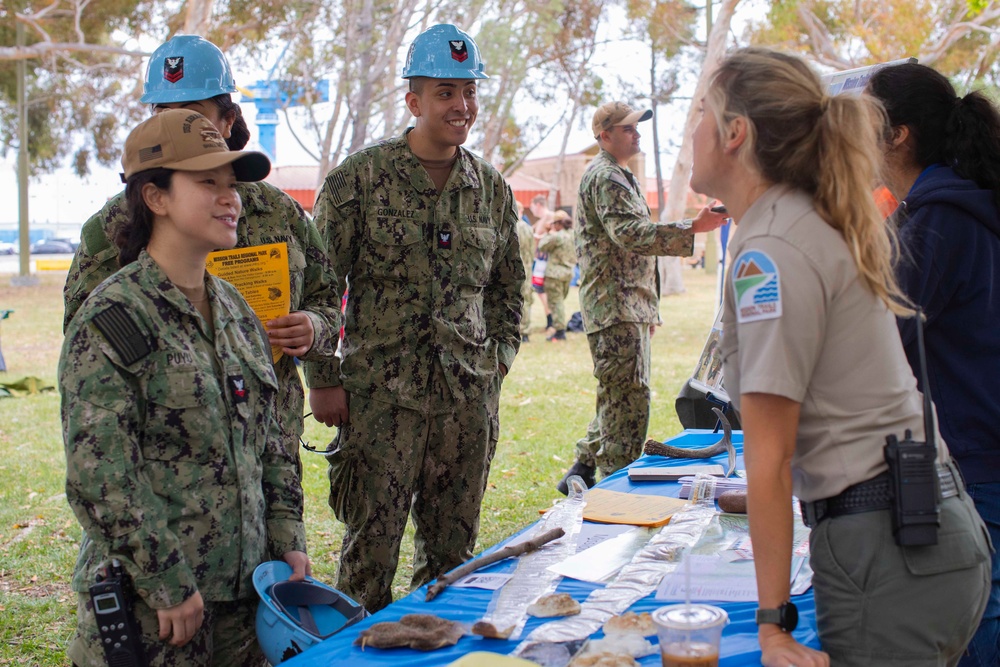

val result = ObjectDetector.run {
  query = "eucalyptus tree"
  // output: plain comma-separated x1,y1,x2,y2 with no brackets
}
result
748,0,1000,85
1,0,299,177
538,0,608,206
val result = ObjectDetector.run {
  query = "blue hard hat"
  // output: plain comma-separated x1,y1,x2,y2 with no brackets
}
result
253,561,368,664
141,35,238,104
402,24,489,80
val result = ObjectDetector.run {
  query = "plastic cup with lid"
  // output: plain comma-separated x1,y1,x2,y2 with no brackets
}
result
652,603,729,667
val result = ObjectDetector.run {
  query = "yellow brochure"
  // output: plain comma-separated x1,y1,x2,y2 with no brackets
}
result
582,488,690,527
206,243,290,362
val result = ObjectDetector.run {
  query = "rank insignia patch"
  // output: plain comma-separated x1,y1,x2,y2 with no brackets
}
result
164,56,184,83
450,40,468,63
229,375,248,403
438,228,452,249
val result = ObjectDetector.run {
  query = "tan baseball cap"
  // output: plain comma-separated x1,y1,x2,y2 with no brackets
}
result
592,101,653,138
122,108,270,181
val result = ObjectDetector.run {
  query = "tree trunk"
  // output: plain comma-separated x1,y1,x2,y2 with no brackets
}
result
663,0,739,225
182,0,214,36
316,81,345,187
549,98,579,209
650,54,665,219
348,0,376,153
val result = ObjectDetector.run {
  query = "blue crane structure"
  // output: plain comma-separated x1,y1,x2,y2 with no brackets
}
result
239,46,329,161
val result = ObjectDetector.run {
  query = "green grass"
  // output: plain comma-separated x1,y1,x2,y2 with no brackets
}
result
0,268,719,665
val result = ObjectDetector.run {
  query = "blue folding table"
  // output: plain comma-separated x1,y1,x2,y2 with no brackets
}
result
285,430,820,666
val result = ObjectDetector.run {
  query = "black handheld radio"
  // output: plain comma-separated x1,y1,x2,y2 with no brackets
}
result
884,309,940,547
89,559,147,667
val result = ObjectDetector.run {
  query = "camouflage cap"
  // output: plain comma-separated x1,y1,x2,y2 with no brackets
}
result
592,102,653,139
122,108,270,181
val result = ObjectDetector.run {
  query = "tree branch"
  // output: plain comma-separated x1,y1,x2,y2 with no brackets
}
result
919,11,1000,66
796,4,853,70
282,107,321,163
0,42,148,60
424,528,565,601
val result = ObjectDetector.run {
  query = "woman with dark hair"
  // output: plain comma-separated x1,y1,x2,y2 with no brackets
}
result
64,36,342,507
691,47,990,667
60,109,309,666
868,62,1000,667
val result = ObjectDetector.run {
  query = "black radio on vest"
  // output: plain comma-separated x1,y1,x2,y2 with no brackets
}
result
89,559,146,667
884,308,940,547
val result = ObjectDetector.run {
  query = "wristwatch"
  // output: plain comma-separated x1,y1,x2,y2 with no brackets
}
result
755,601,798,632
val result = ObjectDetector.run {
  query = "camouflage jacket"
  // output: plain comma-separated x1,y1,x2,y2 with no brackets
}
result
60,251,305,608
575,149,694,333
538,229,576,282
63,181,341,452
517,221,535,284
304,131,524,409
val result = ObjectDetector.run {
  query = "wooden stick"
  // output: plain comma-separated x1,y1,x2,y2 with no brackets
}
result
424,527,566,601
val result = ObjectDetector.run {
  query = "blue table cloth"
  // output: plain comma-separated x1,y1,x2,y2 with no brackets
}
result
285,429,820,666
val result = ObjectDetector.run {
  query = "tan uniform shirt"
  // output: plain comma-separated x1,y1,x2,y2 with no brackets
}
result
721,186,948,502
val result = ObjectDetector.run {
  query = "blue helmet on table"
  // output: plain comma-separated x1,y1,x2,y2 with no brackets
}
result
402,24,489,80
253,561,368,664
140,35,238,104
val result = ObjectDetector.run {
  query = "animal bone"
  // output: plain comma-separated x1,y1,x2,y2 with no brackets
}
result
643,407,736,477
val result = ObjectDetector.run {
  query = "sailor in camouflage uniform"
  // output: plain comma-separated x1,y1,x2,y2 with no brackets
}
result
556,101,726,494
538,209,576,341
61,110,309,666
63,36,342,480
517,203,535,341
306,24,523,613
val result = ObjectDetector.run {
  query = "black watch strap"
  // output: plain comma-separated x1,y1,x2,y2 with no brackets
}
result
755,601,798,632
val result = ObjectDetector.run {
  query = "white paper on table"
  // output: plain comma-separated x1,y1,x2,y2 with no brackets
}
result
452,572,513,591
654,553,807,602
547,526,656,583
574,522,636,553
790,557,814,595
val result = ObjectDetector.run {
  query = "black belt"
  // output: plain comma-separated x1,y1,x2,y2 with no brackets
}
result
800,463,960,528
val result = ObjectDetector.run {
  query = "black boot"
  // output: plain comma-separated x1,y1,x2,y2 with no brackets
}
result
521,334,530,343
546,313,553,329
556,460,597,495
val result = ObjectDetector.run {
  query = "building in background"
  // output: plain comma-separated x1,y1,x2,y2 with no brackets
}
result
263,145,708,219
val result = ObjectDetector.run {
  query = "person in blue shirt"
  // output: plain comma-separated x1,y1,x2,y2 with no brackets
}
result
868,62,1000,667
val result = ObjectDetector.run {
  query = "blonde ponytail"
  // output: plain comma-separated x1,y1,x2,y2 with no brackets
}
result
814,95,912,316
708,48,913,315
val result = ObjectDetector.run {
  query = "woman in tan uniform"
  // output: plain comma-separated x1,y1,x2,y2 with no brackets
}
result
690,48,990,667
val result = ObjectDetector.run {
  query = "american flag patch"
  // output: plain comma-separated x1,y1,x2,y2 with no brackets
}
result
327,170,354,207
139,145,163,162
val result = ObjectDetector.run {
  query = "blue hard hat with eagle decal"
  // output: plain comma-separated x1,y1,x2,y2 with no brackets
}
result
402,24,489,80
141,35,238,104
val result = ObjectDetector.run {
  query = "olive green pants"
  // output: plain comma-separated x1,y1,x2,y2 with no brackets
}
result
326,372,501,613
69,594,262,667
810,488,991,666
544,276,571,331
575,322,651,477
520,280,533,335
